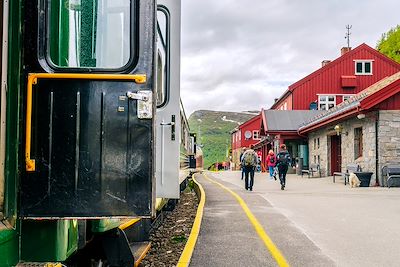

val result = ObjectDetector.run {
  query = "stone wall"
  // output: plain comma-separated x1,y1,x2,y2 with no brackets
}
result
378,111,400,186
308,115,376,181
307,110,400,186
308,129,329,176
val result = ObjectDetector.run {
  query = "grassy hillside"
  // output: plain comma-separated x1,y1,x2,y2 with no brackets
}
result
188,110,257,168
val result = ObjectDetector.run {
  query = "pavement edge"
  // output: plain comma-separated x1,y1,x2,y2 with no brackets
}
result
176,173,206,267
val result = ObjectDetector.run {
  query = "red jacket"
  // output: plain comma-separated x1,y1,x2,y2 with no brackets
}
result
266,154,277,167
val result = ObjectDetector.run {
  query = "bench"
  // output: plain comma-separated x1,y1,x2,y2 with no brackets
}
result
382,165,400,188
301,163,321,178
333,164,361,185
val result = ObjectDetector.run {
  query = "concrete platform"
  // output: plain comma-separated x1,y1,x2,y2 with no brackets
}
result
206,171,400,267
190,172,334,266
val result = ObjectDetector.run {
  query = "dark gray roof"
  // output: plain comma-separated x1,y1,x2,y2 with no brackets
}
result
264,110,325,131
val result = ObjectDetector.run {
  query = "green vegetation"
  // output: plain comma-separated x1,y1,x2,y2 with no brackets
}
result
188,110,257,169
377,25,400,63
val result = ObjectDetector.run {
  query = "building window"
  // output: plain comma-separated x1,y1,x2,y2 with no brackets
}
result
253,130,260,140
318,95,335,110
284,102,287,110
355,60,373,75
317,155,320,164
314,155,316,163
343,95,355,102
317,138,320,149
239,130,241,141
313,139,316,150
354,127,363,159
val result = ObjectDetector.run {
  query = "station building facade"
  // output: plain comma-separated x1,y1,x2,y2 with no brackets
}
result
299,71,400,185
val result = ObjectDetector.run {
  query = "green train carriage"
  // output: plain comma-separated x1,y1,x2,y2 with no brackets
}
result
0,0,182,266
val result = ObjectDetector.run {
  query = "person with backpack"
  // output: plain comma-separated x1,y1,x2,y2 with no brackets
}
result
241,146,258,191
266,150,277,180
276,144,292,190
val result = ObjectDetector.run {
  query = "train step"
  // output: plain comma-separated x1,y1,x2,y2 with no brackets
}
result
131,241,151,267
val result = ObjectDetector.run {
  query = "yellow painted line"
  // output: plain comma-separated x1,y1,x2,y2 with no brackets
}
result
25,73,146,171
134,242,151,267
118,218,141,230
203,173,290,267
176,174,206,267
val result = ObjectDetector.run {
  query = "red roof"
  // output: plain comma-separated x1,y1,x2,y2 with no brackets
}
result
271,43,400,109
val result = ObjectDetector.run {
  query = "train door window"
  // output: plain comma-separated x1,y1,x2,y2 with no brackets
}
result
46,0,134,69
156,7,170,107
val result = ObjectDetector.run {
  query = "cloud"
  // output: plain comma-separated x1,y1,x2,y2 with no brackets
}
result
180,0,400,116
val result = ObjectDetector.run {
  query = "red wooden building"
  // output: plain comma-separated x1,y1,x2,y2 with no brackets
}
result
231,114,261,170
271,44,400,111
257,44,400,171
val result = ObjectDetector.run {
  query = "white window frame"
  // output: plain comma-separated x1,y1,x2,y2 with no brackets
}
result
354,60,373,75
284,102,287,110
318,95,336,110
253,130,260,140
343,95,355,102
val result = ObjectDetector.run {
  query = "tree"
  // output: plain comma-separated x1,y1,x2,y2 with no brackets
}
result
377,25,400,63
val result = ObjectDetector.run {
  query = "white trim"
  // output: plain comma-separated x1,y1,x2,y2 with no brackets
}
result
316,93,357,96
0,0,9,215
354,60,373,75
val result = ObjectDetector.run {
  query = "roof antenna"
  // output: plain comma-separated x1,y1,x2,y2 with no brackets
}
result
345,25,352,48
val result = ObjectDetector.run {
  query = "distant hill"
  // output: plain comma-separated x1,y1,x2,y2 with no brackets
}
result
188,110,258,168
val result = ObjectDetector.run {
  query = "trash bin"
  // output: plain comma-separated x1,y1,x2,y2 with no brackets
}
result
296,157,303,175
354,172,373,187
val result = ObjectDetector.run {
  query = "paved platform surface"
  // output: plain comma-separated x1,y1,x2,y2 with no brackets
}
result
193,171,400,267
190,172,334,267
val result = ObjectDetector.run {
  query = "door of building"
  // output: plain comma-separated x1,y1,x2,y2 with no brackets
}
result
330,135,342,175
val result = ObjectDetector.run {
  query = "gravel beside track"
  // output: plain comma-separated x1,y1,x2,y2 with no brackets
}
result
140,188,198,267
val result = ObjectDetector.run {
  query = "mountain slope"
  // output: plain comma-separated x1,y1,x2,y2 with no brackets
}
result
188,110,258,168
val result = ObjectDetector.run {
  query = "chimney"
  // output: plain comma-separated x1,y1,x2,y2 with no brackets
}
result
321,60,331,67
341,47,351,56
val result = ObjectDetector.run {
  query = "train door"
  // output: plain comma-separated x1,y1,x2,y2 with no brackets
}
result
0,0,5,219
155,0,181,198
20,0,156,218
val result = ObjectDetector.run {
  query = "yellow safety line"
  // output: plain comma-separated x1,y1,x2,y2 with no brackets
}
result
118,218,141,230
203,173,290,267
25,73,146,171
176,174,206,267
134,242,152,267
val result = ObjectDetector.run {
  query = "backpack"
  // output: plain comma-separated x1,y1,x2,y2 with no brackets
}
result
242,151,256,167
269,156,275,164
277,151,291,166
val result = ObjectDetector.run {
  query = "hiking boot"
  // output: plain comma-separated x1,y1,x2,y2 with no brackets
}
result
281,184,284,190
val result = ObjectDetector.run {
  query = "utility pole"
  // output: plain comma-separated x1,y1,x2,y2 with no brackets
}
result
345,25,352,48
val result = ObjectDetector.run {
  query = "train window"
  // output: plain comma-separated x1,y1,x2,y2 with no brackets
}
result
47,0,132,69
156,7,170,107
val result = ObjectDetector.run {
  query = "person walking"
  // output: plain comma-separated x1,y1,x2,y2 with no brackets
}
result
266,150,277,180
241,146,258,191
239,148,247,180
276,144,292,190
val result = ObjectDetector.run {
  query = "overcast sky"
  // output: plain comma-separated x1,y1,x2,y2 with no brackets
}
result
180,0,400,116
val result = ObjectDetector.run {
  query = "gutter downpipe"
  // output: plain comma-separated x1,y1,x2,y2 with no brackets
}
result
375,110,380,186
